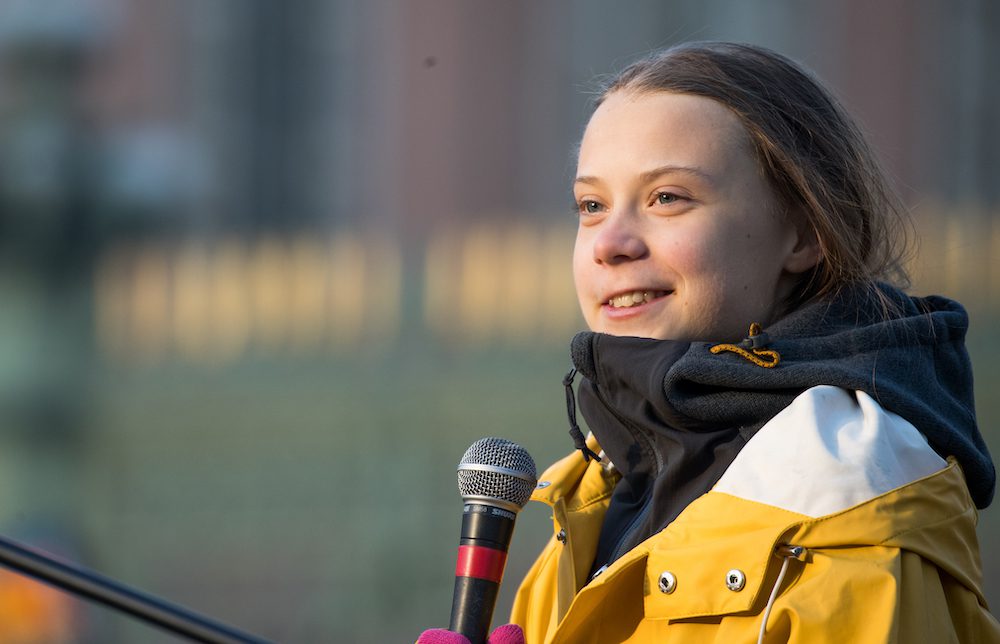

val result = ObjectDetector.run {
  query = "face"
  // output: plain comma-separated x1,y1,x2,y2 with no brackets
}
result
573,91,819,342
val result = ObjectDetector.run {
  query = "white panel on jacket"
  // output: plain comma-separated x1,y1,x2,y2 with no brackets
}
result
712,385,947,517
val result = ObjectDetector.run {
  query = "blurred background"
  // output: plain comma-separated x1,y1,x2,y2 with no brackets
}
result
0,0,996,641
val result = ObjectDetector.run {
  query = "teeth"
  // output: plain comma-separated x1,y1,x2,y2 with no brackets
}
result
607,290,667,308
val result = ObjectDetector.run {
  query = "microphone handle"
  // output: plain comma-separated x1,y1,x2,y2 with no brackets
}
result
0,533,272,644
449,503,517,644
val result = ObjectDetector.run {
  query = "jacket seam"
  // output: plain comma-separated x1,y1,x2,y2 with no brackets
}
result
564,489,614,513
877,504,974,544
791,461,961,528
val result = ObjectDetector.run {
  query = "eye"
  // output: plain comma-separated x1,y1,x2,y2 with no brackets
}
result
655,192,680,205
576,199,605,215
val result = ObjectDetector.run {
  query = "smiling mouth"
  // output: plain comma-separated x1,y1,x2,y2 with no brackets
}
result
606,290,670,309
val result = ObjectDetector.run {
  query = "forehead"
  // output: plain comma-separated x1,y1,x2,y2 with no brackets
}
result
577,91,752,176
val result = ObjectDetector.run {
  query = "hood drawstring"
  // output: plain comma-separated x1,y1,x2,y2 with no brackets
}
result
711,323,781,368
758,544,806,644
563,367,601,462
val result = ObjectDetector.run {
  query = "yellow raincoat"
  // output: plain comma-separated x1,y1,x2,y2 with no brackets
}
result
511,393,1000,643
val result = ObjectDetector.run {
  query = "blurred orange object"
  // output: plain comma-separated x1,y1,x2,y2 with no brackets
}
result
0,569,76,644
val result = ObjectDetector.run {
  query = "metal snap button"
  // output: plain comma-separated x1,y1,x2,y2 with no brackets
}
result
535,481,551,489
725,569,746,591
555,529,567,544
658,571,677,594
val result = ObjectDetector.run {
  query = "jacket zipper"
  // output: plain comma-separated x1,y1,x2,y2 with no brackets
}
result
589,383,662,577
603,490,654,569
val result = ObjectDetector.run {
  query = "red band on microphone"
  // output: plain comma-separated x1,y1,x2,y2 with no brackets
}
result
455,545,507,583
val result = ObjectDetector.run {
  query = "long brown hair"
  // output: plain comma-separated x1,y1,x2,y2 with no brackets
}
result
596,41,913,312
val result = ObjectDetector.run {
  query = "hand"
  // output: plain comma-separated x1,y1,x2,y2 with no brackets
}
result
417,624,525,644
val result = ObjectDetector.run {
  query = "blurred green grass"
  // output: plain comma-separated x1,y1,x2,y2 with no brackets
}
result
78,345,578,641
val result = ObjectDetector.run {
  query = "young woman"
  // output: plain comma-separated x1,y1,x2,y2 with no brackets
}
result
425,41,999,643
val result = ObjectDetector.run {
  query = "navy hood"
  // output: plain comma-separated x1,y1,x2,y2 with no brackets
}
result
571,283,994,572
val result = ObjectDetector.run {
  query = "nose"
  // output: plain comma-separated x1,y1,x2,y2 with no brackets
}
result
592,211,648,265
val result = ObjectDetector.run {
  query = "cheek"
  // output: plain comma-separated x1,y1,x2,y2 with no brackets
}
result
666,226,755,310
691,223,769,274
664,230,731,285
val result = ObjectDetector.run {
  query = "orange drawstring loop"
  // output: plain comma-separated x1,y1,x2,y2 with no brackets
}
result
710,323,781,368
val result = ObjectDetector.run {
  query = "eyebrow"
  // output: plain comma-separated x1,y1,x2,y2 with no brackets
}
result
574,164,714,187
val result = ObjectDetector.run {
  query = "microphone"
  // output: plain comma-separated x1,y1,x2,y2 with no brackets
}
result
449,437,537,644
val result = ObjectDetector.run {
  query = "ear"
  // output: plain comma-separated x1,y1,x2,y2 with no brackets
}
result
782,222,823,275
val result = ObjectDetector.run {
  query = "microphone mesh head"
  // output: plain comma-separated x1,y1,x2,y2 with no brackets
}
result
457,437,537,510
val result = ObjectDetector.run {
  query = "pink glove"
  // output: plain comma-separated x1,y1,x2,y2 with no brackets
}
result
417,624,525,644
